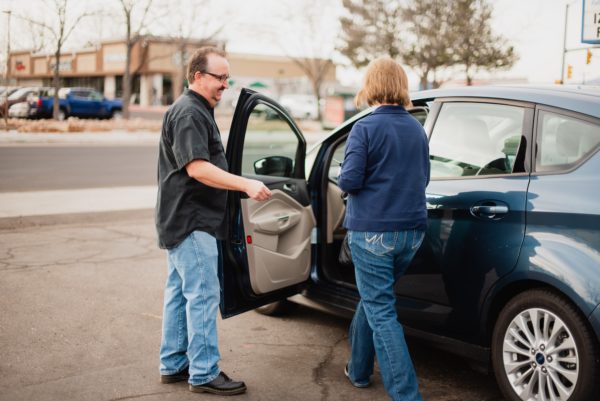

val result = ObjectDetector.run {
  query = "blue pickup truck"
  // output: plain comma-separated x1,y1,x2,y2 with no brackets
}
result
30,87,123,120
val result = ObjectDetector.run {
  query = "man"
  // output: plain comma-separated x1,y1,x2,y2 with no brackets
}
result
155,46,271,396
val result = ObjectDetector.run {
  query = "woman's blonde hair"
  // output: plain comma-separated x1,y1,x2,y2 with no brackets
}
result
355,57,412,108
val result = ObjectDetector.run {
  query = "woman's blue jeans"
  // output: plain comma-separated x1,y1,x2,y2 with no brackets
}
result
159,231,221,385
347,229,425,401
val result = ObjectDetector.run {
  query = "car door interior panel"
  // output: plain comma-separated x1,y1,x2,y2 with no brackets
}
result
326,182,346,243
241,189,316,294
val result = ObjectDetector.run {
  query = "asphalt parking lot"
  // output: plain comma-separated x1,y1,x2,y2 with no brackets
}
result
0,211,506,401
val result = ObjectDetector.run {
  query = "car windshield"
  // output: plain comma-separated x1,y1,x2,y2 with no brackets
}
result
58,88,70,98
8,88,33,100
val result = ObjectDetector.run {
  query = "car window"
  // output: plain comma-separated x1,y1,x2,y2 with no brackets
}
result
410,106,429,125
328,141,346,183
90,91,103,100
71,90,89,98
536,111,600,171
429,102,527,178
241,102,300,178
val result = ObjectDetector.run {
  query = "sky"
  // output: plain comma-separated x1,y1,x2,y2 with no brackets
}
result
1,0,598,88
218,0,599,87
489,0,597,85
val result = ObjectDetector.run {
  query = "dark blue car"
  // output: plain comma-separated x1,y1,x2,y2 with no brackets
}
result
31,87,122,120
219,85,600,401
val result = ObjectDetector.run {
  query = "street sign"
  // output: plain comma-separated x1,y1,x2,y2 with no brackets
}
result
582,0,600,44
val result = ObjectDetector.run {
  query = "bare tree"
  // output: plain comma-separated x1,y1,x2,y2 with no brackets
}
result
165,0,224,100
401,0,455,89
2,10,11,129
13,0,92,120
276,0,339,121
117,0,155,119
450,0,517,85
338,0,404,68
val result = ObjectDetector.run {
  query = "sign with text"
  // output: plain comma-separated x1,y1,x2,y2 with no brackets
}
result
582,0,600,44
49,59,73,73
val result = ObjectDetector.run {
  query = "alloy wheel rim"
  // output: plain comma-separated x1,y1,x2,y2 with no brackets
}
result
502,307,579,401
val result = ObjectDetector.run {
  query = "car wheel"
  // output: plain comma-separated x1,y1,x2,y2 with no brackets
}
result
111,110,123,120
57,109,67,121
255,300,297,316
492,289,599,401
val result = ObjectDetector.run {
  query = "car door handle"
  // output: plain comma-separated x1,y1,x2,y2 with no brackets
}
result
470,203,509,219
283,183,296,193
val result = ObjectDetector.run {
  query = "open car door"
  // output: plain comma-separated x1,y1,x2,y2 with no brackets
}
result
220,88,315,318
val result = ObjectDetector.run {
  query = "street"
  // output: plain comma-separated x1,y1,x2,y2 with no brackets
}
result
0,145,158,192
0,213,505,401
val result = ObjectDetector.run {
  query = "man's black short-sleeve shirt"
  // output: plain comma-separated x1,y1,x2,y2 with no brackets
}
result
155,89,228,249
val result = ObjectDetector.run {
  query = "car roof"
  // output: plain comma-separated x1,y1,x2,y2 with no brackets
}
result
412,85,600,119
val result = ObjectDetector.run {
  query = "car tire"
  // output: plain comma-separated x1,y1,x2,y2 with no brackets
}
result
111,110,123,120
255,300,297,316
57,109,67,121
492,289,599,401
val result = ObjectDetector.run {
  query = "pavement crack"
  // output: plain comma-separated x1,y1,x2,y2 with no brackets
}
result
242,342,332,348
107,390,186,401
312,335,346,401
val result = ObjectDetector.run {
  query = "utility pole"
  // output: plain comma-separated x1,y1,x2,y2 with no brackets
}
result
2,9,11,130
560,3,569,84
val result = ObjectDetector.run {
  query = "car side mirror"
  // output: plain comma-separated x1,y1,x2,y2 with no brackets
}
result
254,156,293,177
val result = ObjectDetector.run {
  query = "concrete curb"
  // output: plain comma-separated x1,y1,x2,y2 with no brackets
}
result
0,208,154,230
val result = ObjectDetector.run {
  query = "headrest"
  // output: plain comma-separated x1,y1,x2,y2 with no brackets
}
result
556,120,583,158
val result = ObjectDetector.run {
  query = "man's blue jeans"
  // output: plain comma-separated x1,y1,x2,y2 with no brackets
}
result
159,231,221,385
347,230,424,401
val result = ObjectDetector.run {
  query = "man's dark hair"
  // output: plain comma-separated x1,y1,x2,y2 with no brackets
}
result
187,47,227,84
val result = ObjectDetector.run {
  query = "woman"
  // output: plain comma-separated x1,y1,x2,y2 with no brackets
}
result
338,57,429,401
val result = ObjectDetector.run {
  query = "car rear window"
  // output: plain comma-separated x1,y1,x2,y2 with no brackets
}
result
536,111,600,171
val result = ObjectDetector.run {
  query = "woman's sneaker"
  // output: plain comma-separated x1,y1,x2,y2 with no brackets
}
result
344,364,371,388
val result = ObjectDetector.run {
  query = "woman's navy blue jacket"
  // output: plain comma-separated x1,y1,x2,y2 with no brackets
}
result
338,105,430,232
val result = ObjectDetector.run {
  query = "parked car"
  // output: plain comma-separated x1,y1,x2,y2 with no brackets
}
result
8,101,31,118
279,94,319,120
0,86,19,97
32,87,122,120
0,87,39,118
218,85,600,401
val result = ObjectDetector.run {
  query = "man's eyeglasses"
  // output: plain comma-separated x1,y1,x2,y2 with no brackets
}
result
201,71,230,83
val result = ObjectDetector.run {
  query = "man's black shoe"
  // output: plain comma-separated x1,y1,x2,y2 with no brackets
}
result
189,372,246,396
160,366,189,384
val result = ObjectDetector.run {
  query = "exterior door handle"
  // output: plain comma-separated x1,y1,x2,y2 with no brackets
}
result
470,202,509,219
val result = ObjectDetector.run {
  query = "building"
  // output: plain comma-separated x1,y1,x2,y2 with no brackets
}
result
7,36,337,109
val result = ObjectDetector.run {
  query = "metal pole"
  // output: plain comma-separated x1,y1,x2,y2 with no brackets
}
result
560,4,569,84
3,10,11,129
3,11,10,82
